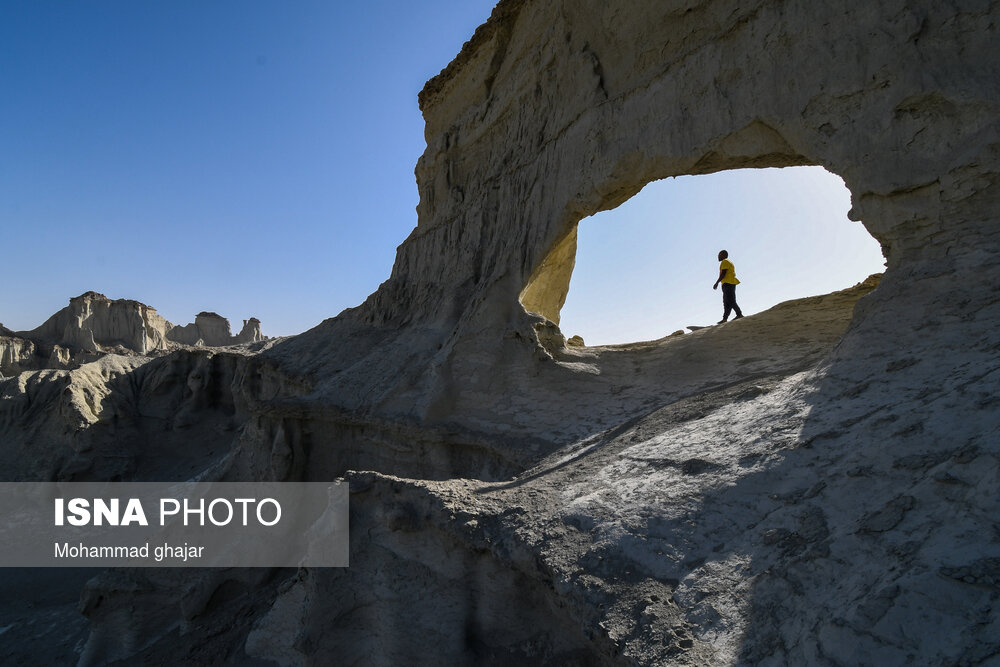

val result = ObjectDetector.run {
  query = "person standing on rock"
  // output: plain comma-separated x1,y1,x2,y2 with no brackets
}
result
713,250,743,323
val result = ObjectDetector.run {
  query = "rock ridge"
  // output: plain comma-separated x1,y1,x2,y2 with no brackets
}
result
2,291,267,376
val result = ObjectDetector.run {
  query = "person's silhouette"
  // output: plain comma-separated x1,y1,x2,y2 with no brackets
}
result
712,250,743,323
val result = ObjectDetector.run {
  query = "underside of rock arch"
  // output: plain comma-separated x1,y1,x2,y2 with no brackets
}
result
6,1,999,665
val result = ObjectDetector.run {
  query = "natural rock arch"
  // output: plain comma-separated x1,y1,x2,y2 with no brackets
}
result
524,165,881,341
68,2,1000,664
518,151,835,329
408,0,991,333
267,0,997,440
249,6,998,661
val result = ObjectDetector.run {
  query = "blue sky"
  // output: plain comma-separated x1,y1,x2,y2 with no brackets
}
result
1,2,884,340
1,1,497,335
561,167,886,345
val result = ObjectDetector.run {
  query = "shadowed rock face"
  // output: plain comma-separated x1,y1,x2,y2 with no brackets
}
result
4,1,999,665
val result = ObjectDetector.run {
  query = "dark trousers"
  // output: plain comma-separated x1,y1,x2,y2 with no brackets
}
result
721,283,742,321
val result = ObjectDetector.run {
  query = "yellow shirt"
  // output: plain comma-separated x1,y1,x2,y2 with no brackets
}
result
720,259,740,285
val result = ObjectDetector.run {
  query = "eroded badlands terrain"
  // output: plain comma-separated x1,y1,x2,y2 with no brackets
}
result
2,0,999,664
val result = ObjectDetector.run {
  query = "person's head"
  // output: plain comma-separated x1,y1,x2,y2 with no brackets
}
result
718,250,728,261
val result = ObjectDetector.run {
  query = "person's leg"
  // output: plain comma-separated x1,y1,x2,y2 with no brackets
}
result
721,284,734,322
732,286,743,318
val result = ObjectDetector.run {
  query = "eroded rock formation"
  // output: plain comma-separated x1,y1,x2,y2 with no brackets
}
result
236,317,265,344
166,311,259,347
0,331,36,377
2,1,999,665
0,292,268,376
22,291,172,356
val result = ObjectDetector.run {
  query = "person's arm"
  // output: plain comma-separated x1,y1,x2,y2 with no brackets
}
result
713,267,727,290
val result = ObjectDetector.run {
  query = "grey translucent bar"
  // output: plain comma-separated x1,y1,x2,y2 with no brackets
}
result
0,482,348,567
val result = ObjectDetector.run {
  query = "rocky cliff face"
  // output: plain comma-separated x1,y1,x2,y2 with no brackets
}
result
2,1,998,665
0,292,267,376
22,291,172,356
0,332,36,378
164,311,265,347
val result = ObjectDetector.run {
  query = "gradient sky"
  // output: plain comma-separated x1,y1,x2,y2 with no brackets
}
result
561,167,886,345
2,2,885,340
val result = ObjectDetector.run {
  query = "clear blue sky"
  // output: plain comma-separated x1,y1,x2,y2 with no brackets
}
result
560,167,886,345
1,2,884,340
1,1,497,335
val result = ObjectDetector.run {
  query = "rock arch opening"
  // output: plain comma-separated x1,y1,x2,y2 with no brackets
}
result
520,166,885,346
